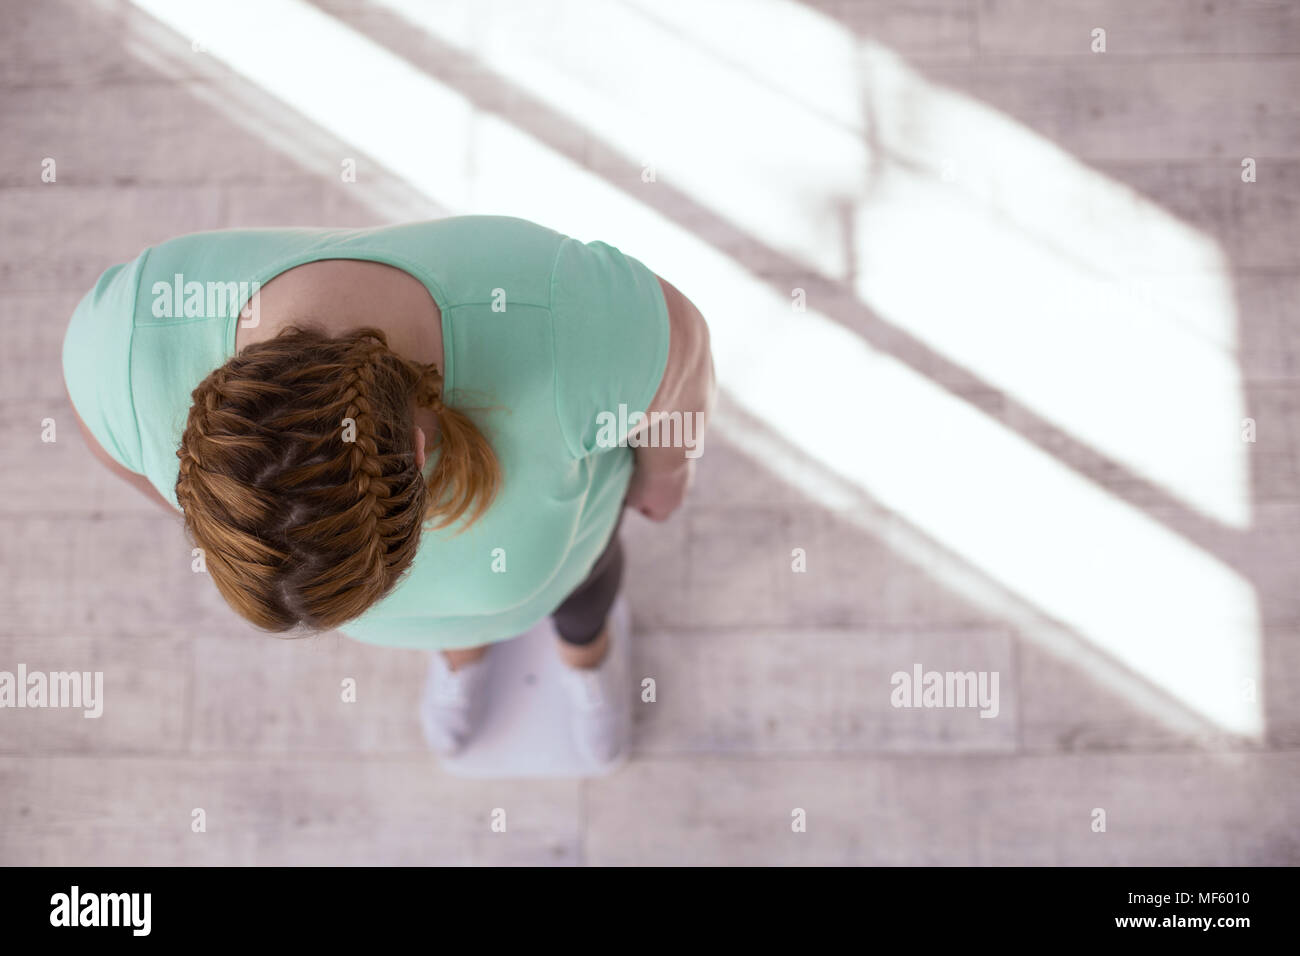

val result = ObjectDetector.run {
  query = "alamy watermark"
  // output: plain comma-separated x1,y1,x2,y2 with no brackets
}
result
594,404,704,458
50,886,150,936
151,273,261,327
890,663,999,718
0,665,103,718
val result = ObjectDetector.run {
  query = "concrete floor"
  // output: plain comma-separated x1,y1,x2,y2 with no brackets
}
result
1,0,1298,864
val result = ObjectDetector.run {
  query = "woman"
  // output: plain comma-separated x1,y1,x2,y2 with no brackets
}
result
62,216,715,764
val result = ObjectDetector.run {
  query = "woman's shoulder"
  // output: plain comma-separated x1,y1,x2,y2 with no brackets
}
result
64,228,289,504
381,215,565,246
62,250,151,474
372,216,569,309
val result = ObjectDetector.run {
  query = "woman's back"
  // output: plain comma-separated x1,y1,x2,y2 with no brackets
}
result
62,216,671,648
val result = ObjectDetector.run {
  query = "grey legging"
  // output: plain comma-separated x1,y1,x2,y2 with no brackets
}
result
550,506,625,645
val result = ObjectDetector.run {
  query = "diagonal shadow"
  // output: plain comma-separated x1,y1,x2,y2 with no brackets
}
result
113,0,1266,741
304,0,1257,583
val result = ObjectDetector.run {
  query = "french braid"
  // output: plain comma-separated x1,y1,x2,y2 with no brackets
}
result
176,325,499,632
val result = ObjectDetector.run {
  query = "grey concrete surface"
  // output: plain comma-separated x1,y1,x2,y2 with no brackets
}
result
0,0,1296,864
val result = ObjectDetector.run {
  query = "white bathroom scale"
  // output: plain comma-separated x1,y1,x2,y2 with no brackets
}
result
435,598,633,779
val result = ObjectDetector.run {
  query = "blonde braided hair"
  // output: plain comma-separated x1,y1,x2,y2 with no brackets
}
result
176,325,499,631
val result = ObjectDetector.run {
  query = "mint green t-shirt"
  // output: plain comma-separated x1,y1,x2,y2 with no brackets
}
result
62,216,670,649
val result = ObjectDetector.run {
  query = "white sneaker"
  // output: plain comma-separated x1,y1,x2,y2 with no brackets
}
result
420,650,492,756
559,598,630,766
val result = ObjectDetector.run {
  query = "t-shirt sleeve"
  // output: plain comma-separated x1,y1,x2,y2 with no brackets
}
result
549,237,671,458
62,257,145,474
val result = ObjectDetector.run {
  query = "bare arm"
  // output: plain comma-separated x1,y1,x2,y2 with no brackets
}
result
65,383,177,516
625,275,716,521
